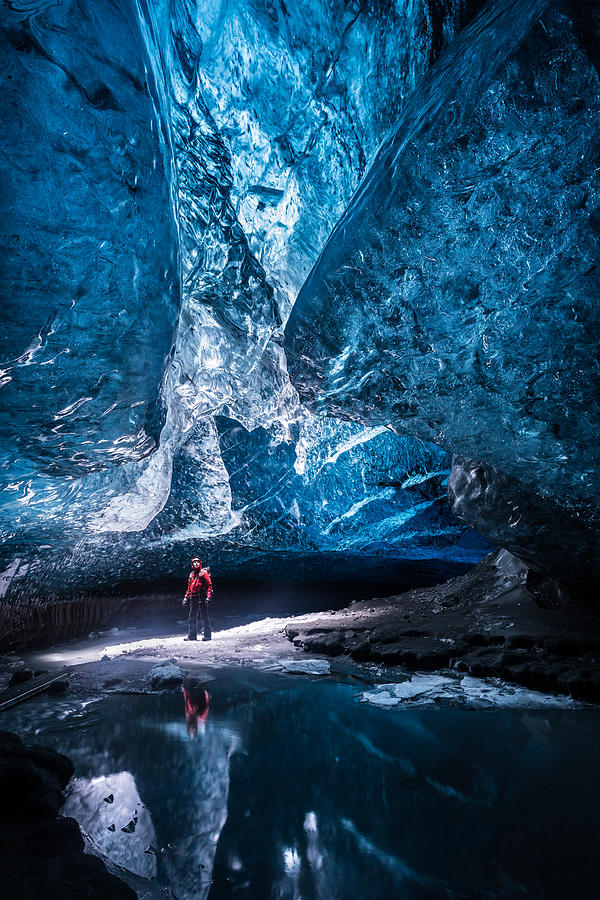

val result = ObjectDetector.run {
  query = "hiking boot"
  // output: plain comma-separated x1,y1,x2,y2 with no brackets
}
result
202,634,212,642
185,636,197,641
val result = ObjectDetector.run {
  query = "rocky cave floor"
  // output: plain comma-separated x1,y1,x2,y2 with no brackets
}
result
4,549,598,703
2,550,600,898
286,550,600,704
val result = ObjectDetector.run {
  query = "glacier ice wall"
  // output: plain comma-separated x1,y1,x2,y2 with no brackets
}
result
94,0,484,537
448,456,598,580
0,0,492,597
285,0,600,584
0,0,179,477
151,415,485,560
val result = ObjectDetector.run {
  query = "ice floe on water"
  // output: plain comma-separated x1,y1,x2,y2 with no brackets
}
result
359,673,575,709
278,659,331,676
251,657,332,675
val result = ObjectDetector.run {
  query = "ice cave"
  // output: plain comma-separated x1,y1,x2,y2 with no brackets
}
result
0,0,599,897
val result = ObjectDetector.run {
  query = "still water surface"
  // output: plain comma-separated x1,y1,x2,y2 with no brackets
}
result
2,668,598,899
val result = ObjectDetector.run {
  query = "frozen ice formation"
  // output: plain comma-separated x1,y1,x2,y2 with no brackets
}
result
279,659,331,676
358,674,574,708
286,0,600,584
0,0,179,477
0,0,491,591
10,0,597,592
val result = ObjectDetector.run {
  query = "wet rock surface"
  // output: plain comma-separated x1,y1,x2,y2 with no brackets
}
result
0,730,136,899
285,551,600,702
8,667,34,686
148,663,184,689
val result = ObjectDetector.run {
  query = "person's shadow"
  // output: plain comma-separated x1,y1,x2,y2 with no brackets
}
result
182,676,210,739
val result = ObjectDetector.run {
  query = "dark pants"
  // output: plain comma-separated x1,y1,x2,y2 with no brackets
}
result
187,598,211,640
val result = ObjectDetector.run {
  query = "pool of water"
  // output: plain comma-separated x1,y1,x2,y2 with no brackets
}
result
2,668,598,899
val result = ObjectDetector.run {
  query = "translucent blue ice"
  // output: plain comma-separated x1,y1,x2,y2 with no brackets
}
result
1,0,492,593
286,0,600,584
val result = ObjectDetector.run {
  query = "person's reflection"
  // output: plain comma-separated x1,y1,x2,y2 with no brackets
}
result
183,676,210,739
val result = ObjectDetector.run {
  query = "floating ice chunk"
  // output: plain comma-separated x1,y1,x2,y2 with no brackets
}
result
360,673,576,708
387,675,453,699
280,659,331,676
362,692,404,707
458,676,573,708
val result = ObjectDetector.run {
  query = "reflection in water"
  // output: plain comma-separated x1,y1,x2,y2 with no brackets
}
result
183,676,210,739
161,679,239,900
8,683,239,900
1,671,598,898
61,771,157,878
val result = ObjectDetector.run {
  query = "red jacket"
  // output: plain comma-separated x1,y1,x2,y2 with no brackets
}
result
185,568,213,601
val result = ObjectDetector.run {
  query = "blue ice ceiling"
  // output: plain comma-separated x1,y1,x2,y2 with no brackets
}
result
285,0,600,584
1,0,597,591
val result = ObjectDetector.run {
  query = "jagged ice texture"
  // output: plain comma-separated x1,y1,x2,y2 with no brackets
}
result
286,0,600,586
0,0,491,595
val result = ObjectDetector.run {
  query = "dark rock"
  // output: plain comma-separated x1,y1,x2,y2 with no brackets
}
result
400,648,451,669
505,634,538,650
9,668,34,687
462,632,501,647
0,730,137,899
148,663,184,689
500,649,529,667
542,637,600,656
0,730,25,757
27,746,74,790
59,855,137,898
0,757,63,822
453,660,470,673
46,679,69,695
28,816,84,858
285,552,600,702
289,630,343,655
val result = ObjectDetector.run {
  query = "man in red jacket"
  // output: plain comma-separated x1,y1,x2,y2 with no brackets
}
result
182,556,213,641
